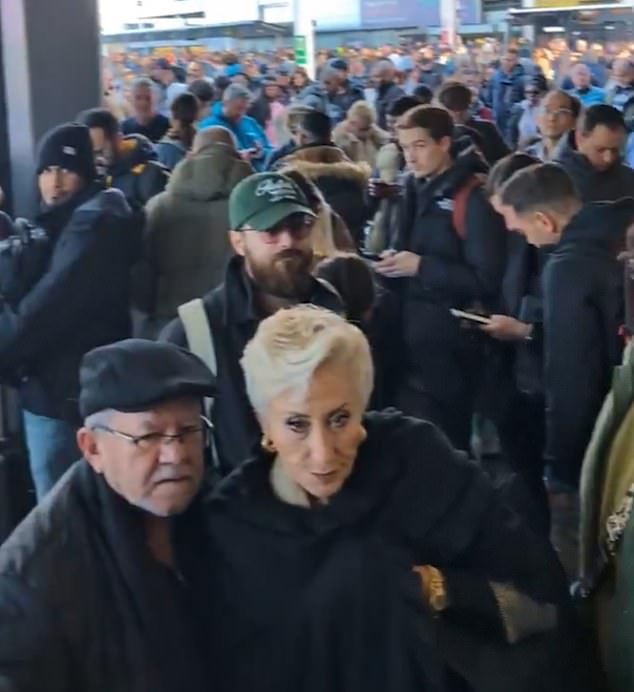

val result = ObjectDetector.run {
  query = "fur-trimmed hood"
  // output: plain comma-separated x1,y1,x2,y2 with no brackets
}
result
277,144,371,185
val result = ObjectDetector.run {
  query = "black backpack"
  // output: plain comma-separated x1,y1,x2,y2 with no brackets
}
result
0,215,52,308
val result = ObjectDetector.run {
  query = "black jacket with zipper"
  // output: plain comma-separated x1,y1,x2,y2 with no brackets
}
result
161,255,343,474
556,148,634,203
542,199,634,487
0,185,138,420
394,150,506,396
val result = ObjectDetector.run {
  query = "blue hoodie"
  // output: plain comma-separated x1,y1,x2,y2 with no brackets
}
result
199,102,271,172
568,85,605,108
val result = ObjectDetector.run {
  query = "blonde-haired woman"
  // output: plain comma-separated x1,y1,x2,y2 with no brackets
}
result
200,305,587,692
333,100,390,169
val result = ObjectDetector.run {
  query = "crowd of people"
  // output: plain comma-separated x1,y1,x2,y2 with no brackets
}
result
1,36,634,691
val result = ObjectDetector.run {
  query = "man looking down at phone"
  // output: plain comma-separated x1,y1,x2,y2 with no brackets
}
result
199,84,271,172
375,105,506,453
497,163,632,499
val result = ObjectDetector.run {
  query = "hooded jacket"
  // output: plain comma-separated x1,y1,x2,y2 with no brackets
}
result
134,142,253,331
108,134,169,209
199,103,272,172
155,135,188,171
0,186,138,420
275,144,371,246
542,199,634,487
555,147,634,202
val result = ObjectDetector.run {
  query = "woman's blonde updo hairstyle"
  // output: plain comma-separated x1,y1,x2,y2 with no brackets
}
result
241,305,374,417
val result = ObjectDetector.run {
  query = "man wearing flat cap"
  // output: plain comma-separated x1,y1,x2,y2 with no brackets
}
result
162,172,342,475
0,339,214,692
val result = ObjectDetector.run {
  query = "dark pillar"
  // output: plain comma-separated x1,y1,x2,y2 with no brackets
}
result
0,0,101,216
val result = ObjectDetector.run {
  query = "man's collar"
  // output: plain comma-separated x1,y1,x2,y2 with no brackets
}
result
222,255,343,326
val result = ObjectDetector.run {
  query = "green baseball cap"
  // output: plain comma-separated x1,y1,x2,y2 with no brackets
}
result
229,172,316,231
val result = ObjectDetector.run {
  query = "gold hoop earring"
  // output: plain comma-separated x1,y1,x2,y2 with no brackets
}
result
261,436,276,454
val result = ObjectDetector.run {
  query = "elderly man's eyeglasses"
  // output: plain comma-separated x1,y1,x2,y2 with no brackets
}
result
540,107,573,119
92,415,213,453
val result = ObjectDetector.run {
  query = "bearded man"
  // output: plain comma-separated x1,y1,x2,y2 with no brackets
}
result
162,172,342,474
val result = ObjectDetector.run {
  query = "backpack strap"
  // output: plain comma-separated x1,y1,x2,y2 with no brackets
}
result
178,298,217,376
177,299,220,470
452,175,483,240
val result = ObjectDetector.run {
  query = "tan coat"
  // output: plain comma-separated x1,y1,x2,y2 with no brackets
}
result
332,123,391,170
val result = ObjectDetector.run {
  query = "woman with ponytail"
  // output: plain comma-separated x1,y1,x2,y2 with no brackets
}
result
156,92,200,170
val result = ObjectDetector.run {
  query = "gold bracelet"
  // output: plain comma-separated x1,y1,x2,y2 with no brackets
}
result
413,565,449,613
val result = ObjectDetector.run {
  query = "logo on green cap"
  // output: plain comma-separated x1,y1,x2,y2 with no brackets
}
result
254,177,299,203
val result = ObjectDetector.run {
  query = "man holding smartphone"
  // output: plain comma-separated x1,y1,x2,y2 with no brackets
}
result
199,84,271,172
375,106,506,453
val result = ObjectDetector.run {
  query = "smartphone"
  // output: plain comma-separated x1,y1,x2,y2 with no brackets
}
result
360,249,382,262
450,309,492,325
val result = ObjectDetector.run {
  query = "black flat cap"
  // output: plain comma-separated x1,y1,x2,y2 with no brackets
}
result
79,339,215,419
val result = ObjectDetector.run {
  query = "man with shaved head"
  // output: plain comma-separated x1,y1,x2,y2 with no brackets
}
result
132,126,252,337
569,63,605,107
374,59,405,130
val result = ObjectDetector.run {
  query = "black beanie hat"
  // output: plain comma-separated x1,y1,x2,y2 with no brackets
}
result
36,123,96,183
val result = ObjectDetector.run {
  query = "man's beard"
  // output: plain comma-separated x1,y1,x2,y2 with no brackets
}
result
245,248,315,300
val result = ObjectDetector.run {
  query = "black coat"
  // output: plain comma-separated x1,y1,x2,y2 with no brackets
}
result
465,117,510,166
121,114,170,143
395,152,506,397
266,140,297,170
331,81,365,121
542,200,633,487
0,462,210,692
276,144,371,246
161,255,343,474
109,134,169,209
556,148,634,202
375,82,406,131
0,186,138,420
200,411,588,692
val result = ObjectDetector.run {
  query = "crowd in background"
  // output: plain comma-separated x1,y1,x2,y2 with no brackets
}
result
2,31,634,691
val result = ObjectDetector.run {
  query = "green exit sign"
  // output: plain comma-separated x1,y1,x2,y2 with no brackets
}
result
294,35,307,66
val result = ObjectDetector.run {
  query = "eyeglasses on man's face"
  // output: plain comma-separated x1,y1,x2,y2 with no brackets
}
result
540,107,573,119
92,415,213,454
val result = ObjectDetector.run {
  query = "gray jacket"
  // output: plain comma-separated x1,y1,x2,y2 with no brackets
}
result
133,142,252,335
